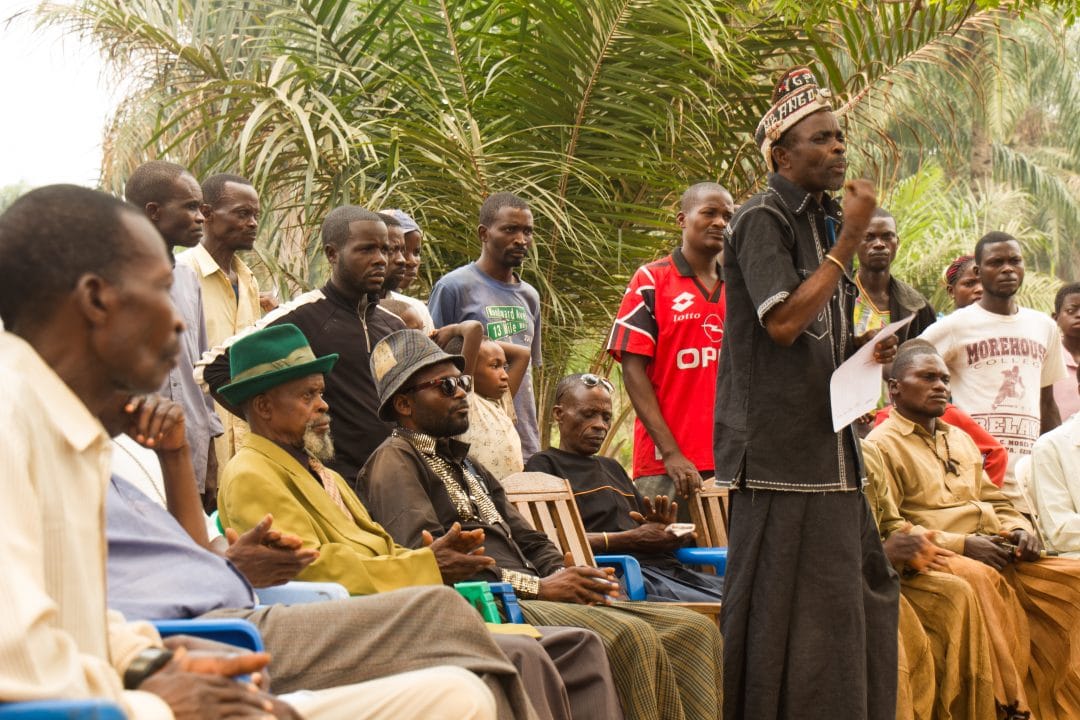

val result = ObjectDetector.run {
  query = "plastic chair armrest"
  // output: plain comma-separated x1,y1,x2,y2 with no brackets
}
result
256,581,349,605
210,510,224,535
0,699,127,719
674,546,728,576
487,582,526,624
152,618,264,652
594,554,647,600
454,581,502,624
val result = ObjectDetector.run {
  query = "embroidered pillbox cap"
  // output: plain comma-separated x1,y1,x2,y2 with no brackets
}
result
754,66,834,169
218,324,339,406
371,329,466,420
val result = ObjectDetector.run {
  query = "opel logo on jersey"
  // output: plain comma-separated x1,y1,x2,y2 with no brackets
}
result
671,291,695,313
703,314,724,343
676,346,719,369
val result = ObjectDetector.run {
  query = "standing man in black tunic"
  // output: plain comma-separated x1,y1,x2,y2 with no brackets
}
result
715,67,901,719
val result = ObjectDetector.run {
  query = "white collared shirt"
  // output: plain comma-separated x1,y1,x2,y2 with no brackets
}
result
1031,413,1080,556
0,332,169,714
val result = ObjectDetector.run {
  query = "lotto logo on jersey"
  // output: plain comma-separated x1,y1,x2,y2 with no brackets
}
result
671,291,695,313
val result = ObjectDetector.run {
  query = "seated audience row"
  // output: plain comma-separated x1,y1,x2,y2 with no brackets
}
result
0,186,505,719
8,145,1080,720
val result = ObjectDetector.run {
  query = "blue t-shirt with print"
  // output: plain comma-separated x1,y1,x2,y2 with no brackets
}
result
429,262,542,459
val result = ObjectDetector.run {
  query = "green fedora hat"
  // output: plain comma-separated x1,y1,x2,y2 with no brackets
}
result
218,324,339,406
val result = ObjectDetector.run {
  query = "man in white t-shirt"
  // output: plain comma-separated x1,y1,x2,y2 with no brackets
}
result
920,231,1067,512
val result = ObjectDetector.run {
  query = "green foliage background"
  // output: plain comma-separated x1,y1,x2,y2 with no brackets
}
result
45,0,1080,445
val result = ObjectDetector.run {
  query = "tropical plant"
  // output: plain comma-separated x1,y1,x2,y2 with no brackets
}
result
0,182,32,213
844,13,1080,283
881,162,1062,314
47,0,1080,442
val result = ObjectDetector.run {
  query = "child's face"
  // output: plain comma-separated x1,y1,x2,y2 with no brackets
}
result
474,342,510,399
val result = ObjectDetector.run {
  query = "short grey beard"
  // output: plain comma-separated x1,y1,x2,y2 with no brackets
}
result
303,425,335,462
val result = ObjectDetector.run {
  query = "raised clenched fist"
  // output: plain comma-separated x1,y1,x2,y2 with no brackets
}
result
841,179,878,237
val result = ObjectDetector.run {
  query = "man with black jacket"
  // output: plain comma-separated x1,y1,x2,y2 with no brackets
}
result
853,207,935,341
198,205,404,488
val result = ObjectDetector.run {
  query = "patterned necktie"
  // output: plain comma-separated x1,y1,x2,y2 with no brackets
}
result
308,456,352,519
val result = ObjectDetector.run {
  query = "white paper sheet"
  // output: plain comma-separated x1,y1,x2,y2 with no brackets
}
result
830,314,915,432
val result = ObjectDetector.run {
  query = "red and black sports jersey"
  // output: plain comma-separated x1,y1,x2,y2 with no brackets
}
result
607,248,725,478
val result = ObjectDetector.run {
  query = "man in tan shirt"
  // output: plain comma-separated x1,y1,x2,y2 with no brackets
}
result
862,441,997,720
0,185,497,719
868,341,1080,720
178,173,263,477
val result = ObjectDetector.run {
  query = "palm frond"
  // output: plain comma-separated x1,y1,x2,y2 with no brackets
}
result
45,0,1080,445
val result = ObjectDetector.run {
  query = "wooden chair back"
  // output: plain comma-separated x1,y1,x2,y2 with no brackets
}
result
500,471,596,566
687,478,731,547
503,470,724,624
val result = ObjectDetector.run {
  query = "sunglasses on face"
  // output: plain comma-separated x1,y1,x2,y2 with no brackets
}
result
403,374,473,397
555,373,614,403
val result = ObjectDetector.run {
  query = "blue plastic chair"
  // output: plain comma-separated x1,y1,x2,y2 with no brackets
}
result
487,582,526,624
501,472,723,626
596,549,726,600
673,547,728,576
256,581,349,605
152,618,264,652
678,478,731,577
594,554,648,600
0,700,126,719
1,619,264,718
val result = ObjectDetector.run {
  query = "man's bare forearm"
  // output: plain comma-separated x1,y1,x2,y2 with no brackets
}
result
622,353,681,459
1041,385,1062,433
159,446,212,549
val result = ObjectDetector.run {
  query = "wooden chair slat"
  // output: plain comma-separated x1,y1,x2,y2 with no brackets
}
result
502,471,721,624
689,479,730,548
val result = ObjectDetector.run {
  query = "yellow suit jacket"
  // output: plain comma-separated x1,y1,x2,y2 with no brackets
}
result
218,433,443,595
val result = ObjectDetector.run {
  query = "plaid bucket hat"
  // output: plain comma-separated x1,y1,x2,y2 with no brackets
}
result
370,329,466,420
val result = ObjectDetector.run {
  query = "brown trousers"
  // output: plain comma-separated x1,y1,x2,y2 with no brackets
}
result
205,586,548,718
944,553,1080,719
900,571,996,720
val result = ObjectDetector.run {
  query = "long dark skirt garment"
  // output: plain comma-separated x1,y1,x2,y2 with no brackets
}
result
721,489,900,720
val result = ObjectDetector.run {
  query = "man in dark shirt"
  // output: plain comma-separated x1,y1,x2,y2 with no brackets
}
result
852,206,935,340
525,373,724,602
359,329,724,720
715,67,900,720
199,205,405,487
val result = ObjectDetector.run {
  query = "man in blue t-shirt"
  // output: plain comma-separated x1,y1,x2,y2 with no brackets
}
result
428,192,542,459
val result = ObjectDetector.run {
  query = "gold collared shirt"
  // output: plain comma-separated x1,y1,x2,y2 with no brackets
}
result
866,411,1032,553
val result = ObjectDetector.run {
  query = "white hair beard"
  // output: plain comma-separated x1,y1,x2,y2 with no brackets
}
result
303,424,335,462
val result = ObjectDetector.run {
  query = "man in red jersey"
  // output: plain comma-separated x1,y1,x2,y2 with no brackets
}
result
607,182,734,520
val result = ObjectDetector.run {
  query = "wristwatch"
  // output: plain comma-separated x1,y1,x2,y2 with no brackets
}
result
123,647,174,689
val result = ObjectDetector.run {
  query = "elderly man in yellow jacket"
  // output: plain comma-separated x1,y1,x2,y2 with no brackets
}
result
216,322,623,720
216,322,502,593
